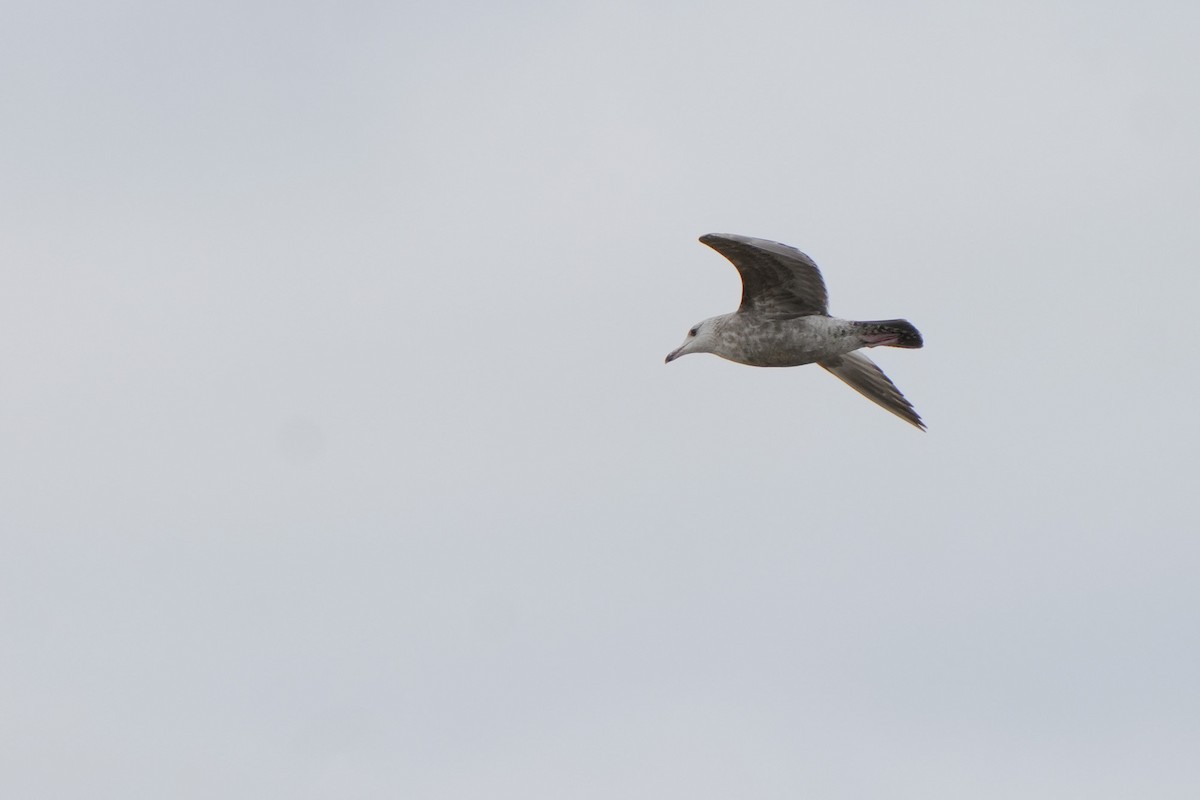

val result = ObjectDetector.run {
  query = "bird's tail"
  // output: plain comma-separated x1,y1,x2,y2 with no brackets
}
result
857,319,923,349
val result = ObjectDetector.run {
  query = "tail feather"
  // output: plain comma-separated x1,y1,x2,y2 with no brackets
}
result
858,319,923,349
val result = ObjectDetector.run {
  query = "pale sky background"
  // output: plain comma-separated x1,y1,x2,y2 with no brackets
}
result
3,1,1200,798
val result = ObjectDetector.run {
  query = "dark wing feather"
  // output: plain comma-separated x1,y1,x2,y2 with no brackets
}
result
819,351,925,430
699,233,829,316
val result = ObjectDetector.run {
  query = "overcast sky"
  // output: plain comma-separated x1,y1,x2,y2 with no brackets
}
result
3,1,1200,798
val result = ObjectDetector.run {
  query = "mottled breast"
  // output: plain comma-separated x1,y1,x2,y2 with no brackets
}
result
716,314,860,368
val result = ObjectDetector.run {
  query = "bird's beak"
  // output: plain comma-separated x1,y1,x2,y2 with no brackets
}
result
665,347,682,364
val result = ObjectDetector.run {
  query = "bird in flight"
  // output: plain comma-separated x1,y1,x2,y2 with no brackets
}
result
666,233,926,430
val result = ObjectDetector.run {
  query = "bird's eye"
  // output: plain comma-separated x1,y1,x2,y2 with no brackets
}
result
688,327,699,337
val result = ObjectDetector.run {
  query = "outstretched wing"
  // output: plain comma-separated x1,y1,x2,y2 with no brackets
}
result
819,351,925,430
699,233,829,316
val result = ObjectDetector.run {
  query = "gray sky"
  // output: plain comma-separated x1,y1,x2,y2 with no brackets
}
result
3,1,1199,797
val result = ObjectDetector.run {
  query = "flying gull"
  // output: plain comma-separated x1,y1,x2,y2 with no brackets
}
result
666,233,926,430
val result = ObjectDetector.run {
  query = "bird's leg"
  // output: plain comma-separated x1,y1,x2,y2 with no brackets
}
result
860,332,901,348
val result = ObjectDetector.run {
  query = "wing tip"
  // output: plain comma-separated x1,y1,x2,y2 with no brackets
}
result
821,353,926,431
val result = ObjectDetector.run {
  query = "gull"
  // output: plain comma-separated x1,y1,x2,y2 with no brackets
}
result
666,233,926,430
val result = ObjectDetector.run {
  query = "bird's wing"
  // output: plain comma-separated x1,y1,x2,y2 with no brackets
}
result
819,351,925,430
699,233,829,316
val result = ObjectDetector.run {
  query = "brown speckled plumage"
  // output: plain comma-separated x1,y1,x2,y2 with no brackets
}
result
665,233,926,430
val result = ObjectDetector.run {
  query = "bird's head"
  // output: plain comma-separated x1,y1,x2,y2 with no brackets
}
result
665,316,722,363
